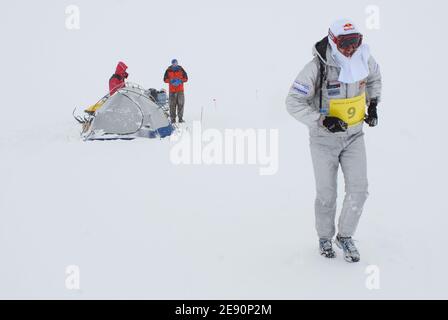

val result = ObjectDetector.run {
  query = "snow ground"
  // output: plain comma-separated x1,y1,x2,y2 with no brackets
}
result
1,0,447,299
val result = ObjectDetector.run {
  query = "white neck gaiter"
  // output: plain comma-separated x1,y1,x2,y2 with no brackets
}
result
328,39,370,84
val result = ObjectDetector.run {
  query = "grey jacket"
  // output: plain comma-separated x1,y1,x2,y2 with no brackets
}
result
286,38,382,136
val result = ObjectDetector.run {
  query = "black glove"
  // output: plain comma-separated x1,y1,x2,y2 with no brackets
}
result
323,116,348,133
365,98,378,127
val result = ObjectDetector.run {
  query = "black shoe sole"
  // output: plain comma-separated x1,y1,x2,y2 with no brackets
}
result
320,249,336,259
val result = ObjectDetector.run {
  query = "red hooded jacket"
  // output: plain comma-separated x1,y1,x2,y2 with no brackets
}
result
109,61,128,95
163,66,188,93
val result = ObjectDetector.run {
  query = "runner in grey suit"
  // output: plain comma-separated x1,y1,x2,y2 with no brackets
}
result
286,37,382,242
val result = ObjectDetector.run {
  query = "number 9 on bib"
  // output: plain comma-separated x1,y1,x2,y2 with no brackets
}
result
329,93,366,126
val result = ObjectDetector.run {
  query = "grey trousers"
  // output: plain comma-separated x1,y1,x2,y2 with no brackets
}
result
169,92,185,121
310,130,369,239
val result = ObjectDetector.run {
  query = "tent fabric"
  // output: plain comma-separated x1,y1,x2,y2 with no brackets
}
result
83,86,174,140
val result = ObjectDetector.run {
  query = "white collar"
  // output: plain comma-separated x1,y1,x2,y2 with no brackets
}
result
328,40,370,84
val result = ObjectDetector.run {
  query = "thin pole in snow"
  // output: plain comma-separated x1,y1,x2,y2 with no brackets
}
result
201,106,204,127
213,98,217,109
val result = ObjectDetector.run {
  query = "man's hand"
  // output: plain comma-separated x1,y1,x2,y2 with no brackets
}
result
170,78,182,86
322,116,348,133
365,98,378,127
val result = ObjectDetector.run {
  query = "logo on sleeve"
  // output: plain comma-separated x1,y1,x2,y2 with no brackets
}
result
293,82,310,96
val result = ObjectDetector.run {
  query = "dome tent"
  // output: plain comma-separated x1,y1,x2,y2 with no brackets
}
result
81,84,174,141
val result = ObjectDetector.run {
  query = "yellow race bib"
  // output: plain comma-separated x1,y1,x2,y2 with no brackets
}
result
329,93,366,126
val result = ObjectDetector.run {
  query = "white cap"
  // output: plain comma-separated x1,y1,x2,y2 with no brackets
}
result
329,19,360,37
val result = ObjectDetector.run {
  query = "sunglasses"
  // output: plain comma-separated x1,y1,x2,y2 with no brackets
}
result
329,30,363,49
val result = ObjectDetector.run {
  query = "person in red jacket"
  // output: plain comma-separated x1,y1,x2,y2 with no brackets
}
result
164,59,188,123
109,61,128,95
